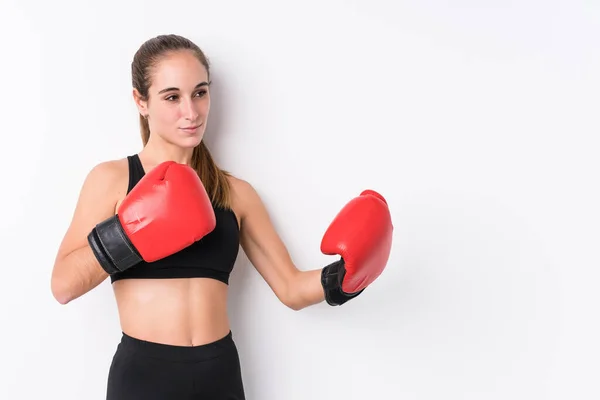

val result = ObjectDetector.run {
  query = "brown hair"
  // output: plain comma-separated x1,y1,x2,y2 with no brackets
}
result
131,34,232,209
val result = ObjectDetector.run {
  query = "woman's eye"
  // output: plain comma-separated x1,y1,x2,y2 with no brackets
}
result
165,91,206,101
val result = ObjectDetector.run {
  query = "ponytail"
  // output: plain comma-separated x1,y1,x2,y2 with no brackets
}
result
191,142,231,209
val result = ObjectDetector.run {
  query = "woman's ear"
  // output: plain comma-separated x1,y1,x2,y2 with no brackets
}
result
133,88,148,117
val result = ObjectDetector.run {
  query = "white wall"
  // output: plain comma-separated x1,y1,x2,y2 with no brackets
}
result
1,0,598,399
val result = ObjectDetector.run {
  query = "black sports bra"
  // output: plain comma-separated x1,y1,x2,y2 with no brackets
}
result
110,154,240,285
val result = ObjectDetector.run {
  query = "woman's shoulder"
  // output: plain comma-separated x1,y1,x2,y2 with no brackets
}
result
225,174,265,218
87,157,129,181
81,156,131,195
226,174,256,200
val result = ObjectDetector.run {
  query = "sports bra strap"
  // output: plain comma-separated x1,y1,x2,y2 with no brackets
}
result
127,154,145,194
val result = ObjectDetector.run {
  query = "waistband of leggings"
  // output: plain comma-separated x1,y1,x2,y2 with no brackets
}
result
119,330,235,362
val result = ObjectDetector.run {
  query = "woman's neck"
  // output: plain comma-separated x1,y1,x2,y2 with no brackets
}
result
140,137,195,166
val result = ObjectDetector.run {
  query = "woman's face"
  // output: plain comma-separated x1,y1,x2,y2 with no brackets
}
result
136,50,211,149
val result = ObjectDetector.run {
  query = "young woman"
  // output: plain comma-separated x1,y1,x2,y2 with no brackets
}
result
50,34,393,400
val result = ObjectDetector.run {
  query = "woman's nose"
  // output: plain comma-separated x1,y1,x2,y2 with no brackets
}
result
181,99,199,120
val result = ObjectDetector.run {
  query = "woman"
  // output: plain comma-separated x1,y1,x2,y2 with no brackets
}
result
51,34,392,400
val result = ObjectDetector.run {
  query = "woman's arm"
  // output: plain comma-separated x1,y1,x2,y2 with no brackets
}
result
286,268,325,310
50,161,122,305
234,178,325,311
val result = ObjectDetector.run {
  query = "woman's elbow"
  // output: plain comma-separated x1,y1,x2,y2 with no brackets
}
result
285,300,304,311
285,297,304,311
283,270,325,311
283,287,310,311
51,280,71,305
51,268,74,305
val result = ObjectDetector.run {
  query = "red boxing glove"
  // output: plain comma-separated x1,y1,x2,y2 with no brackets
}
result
88,161,216,274
320,189,393,305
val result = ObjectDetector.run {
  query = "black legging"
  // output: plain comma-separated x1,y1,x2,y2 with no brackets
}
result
106,331,246,399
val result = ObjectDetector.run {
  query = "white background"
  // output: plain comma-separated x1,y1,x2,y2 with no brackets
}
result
1,0,599,399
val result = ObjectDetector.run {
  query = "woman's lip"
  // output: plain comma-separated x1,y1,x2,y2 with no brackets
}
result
180,124,202,132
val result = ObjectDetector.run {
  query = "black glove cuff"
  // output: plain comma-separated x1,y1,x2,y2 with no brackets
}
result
321,259,365,306
87,215,142,275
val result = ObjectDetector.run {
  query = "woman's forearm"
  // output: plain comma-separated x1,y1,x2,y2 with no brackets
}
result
288,268,325,310
51,245,109,305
